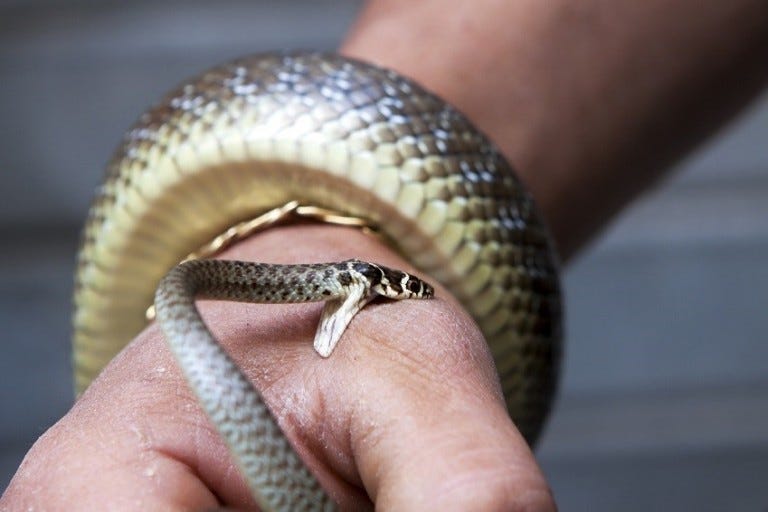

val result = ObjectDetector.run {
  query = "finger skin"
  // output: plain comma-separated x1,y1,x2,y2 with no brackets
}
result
1,225,555,511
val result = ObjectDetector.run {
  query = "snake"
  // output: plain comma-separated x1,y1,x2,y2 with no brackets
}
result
73,52,562,509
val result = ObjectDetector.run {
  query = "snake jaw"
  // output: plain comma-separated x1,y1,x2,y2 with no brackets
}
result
313,279,373,357
373,270,434,301
349,259,434,301
312,262,433,358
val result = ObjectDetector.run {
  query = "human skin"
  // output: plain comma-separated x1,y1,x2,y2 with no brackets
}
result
2,226,553,510
3,0,768,510
342,0,768,260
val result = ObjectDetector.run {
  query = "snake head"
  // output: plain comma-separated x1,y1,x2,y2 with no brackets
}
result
396,272,434,300
352,262,433,300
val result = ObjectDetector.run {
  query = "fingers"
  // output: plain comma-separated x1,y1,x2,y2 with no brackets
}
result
332,291,556,510
2,225,555,511
216,225,557,510
1,330,233,510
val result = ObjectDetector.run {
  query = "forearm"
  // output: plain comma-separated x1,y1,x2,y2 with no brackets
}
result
341,0,768,260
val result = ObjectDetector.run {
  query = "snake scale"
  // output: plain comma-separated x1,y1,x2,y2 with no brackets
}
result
73,52,562,509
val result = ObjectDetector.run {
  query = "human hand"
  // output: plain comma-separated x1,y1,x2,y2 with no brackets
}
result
2,225,555,511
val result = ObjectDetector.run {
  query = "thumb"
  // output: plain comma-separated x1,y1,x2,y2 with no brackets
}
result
331,293,557,511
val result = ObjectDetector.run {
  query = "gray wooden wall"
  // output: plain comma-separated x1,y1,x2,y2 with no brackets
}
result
2,2,766,509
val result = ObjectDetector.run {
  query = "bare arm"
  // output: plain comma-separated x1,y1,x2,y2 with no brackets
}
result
342,0,768,260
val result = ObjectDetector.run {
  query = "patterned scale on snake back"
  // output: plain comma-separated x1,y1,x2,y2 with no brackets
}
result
73,52,562,444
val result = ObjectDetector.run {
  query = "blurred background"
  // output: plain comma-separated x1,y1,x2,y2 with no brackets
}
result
1,1,767,509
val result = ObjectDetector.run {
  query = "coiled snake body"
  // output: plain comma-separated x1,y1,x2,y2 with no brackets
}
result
73,53,562,509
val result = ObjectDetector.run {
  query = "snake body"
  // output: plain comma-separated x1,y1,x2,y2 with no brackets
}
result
155,259,432,509
73,52,562,508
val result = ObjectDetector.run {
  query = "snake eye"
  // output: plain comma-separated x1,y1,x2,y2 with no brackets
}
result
407,279,421,294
